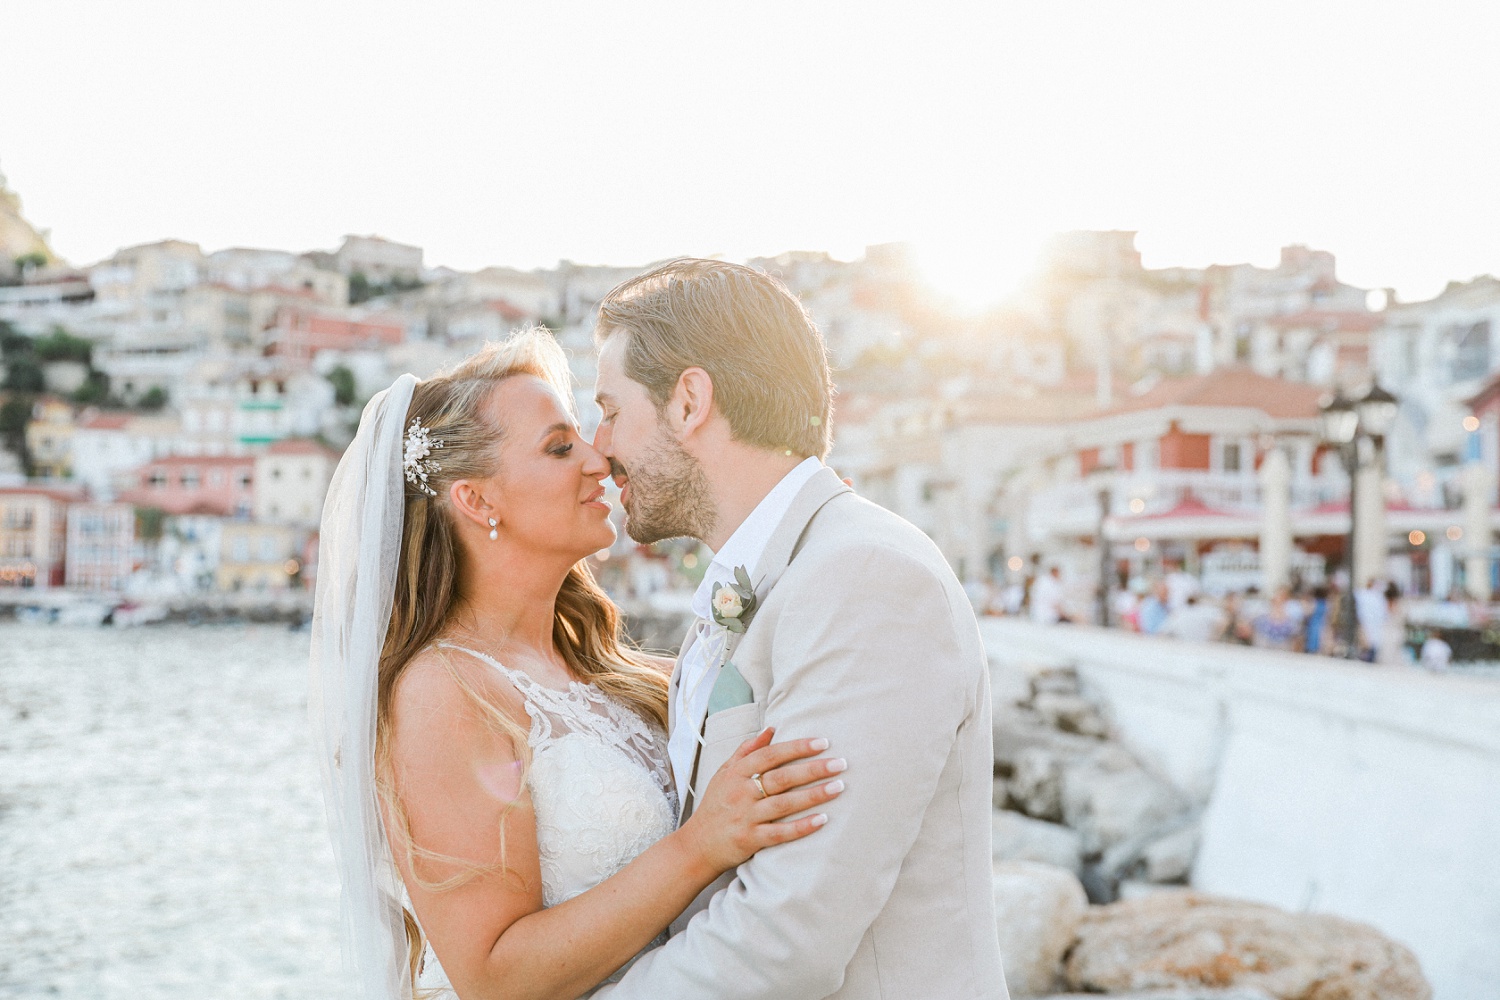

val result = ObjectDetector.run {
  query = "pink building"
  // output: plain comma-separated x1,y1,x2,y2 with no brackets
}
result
117,455,255,517
267,305,404,362
0,486,82,589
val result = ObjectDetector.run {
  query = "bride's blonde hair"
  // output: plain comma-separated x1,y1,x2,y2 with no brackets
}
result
372,326,669,988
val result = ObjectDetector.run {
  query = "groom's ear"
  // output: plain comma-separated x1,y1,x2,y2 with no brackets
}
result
669,366,716,440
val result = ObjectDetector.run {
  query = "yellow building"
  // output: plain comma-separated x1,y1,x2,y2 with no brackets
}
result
216,521,298,592
24,397,77,479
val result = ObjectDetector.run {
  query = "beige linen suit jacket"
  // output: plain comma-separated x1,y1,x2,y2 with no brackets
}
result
596,467,1008,1000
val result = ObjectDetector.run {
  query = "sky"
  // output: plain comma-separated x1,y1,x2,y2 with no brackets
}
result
3,1,1499,307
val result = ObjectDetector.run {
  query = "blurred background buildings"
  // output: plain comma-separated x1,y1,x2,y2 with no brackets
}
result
5,161,1500,659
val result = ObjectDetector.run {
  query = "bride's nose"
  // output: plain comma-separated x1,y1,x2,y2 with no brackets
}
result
578,440,611,480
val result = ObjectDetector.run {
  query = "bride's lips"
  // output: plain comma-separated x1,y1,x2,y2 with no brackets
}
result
583,486,611,512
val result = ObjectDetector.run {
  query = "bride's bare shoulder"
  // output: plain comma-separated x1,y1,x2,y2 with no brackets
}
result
390,644,525,729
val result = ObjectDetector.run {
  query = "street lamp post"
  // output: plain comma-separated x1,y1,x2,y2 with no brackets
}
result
1094,463,1114,627
1319,382,1400,659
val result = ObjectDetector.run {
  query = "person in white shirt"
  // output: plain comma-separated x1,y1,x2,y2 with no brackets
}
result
590,259,1007,999
1160,594,1228,643
1030,565,1067,624
1420,629,1453,671
1164,561,1199,612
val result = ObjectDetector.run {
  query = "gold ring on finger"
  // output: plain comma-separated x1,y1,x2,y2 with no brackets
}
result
750,772,768,799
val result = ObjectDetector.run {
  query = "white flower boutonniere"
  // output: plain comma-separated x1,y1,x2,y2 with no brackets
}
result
710,566,758,634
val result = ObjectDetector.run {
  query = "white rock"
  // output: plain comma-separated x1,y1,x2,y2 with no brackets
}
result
992,860,1088,998
992,809,1083,874
1061,748,1187,856
1032,690,1110,738
1142,822,1200,883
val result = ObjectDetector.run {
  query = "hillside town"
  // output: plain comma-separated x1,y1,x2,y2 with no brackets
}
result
4,164,1500,654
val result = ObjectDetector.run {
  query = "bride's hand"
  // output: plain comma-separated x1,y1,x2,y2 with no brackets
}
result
678,728,845,874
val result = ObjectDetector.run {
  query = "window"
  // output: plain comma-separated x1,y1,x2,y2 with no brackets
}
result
149,472,167,489
209,470,225,488
181,469,200,490
1453,320,1492,382
232,537,251,562
259,536,279,561
1223,442,1241,473
239,472,252,489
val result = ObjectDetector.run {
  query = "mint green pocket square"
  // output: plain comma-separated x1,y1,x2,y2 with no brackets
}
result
707,660,755,716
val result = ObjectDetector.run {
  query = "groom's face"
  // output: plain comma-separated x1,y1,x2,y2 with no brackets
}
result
593,335,714,544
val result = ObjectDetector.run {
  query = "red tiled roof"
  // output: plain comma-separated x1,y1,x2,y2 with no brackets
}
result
79,413,131,430
136,454,255,468
1269,310,1381,333
1098,367,1325,420
0,485,86,503
115,491,238,517
1131,496,1233,520
266,438,340,458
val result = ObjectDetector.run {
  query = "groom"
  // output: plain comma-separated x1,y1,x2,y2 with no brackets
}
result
590,259,1008,999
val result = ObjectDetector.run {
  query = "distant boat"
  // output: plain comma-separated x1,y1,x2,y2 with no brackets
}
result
15,605,57,625
55,601,113,627
112,602,169,628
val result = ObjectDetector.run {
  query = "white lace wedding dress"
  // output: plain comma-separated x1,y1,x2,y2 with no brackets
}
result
415,642,679,997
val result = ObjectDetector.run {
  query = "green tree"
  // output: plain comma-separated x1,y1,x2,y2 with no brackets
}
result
0,395,34,474
325,365,357,407
135,506,166,542
13,252,47,277
2,357,44,392
0,320,26,357
138,386,168,411
71,370,111,406
33,328,92,363
348,271,371,304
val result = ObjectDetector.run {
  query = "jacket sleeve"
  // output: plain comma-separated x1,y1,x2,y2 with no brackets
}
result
595,544,974,998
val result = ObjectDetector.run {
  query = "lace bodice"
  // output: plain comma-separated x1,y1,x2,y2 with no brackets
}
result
416,643,678,994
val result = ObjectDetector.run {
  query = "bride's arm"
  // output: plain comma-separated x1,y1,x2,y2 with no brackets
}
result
387,655,840,1000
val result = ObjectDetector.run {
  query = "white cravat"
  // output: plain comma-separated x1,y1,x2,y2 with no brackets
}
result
668,457,822,809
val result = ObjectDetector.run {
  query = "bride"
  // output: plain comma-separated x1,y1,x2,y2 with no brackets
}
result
310,328,844,1000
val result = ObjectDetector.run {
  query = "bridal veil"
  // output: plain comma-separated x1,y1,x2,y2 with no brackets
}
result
309,373,417,1000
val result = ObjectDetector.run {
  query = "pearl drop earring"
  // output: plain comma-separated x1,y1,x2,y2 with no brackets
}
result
488,518,498,542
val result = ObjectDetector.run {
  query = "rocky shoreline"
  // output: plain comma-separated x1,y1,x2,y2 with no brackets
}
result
989,658,1431,999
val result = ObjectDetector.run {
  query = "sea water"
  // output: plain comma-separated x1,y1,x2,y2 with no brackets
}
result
0,624,341,999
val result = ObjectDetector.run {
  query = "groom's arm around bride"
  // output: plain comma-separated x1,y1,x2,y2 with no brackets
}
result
599,481,1009,1000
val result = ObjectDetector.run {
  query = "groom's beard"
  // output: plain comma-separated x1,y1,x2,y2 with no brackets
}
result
617,434,716,545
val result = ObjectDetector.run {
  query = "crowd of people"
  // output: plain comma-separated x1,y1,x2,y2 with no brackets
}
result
978,563,1458,670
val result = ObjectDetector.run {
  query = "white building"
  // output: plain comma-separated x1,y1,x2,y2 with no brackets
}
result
71,411,187,499
332,235,423,283
65,502,135,592
253,439,340,527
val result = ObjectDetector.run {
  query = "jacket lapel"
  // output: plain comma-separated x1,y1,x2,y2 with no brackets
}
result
678,467,851,822
750,466,851,598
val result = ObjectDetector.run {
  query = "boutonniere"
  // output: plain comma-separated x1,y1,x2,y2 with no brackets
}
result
710,565,758,634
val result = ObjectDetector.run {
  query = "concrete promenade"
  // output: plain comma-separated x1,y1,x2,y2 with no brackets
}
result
981,618,1500,1000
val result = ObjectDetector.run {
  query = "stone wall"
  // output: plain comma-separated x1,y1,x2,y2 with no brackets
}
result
981,618,1500,1000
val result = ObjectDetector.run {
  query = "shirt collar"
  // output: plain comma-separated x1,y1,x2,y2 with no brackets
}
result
691,457,823,619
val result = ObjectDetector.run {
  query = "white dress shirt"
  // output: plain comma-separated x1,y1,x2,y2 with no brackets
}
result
668,457,823,808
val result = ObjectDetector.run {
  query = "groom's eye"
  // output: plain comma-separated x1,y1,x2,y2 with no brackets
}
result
549,443,574,457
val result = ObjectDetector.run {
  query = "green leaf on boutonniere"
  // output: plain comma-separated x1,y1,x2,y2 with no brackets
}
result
734,565,753,592
724,618,746,634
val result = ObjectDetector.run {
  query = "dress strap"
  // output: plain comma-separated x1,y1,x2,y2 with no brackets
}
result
433,641,536,692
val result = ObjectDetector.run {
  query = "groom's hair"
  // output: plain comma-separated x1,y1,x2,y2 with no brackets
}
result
595,258,834,459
